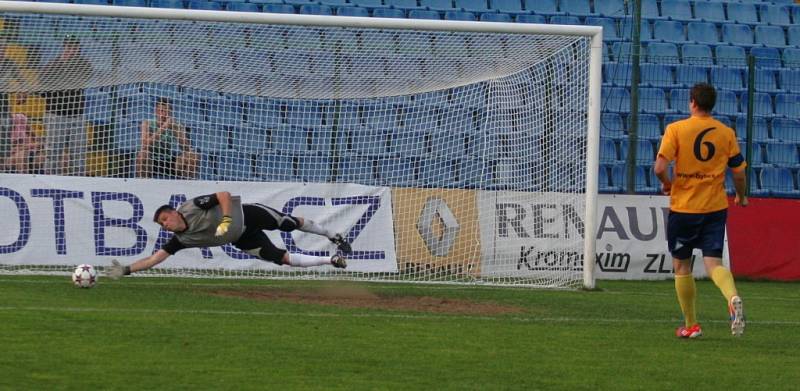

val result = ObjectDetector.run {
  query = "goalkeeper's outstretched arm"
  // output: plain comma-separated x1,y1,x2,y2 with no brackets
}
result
107,249,171,279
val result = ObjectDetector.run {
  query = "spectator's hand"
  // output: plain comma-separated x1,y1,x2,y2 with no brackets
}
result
735,195,748,207
106,259,125,280
215,216,233,237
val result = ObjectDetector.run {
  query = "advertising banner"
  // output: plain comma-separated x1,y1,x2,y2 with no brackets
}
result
0,174,397,272
392,188,481,278
478,192,728,280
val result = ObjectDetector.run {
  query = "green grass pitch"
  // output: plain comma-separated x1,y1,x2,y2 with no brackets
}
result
1,275,798,390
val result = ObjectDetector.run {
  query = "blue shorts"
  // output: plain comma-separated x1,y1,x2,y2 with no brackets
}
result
667,209,727,260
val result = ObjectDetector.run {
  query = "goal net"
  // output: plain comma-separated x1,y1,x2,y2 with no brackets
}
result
0,2,601,288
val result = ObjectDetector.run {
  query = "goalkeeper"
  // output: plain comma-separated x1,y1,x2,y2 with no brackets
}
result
107,191,351,279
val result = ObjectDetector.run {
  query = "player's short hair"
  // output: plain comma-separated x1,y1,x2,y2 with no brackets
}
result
155,97,173,108
153,204,175,223
690,83,716,113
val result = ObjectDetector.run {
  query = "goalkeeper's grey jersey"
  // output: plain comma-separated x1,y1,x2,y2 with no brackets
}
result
174,196,245,248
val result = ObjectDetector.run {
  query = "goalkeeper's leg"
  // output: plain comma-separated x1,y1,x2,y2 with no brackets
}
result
235,233,346,269
245,203,351,254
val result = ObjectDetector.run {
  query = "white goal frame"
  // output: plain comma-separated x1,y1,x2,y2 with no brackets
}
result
0,0,602,289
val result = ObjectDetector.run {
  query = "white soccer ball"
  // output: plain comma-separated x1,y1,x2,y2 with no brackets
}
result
72,264,98,288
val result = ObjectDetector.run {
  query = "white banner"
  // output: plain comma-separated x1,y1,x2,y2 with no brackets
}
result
478,192,728,280
0,174,397,273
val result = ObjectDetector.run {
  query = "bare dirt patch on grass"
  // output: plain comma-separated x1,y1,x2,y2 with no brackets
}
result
208,284,525,315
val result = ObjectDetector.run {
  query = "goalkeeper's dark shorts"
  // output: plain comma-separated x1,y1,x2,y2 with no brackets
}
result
666,209,727,260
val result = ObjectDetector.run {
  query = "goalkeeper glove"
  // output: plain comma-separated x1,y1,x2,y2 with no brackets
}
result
215,215,233,237
106,259,130,280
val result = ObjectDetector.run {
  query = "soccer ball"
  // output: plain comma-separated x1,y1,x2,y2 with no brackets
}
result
72,264,98,288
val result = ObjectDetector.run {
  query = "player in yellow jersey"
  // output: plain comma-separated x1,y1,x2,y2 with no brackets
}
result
654,83,748,339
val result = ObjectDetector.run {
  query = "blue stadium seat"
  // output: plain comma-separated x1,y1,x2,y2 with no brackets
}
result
669,88,690,113
190,124,229,153
771,118,800,143
640,0,660,19
784,48,800,69
113,0,147,6
264,3,296,13
687,22,719,45
602,87,631,113
271,125,310,154
559,0,593,16
727,3,759,25
297,155,332,183
408,9,442,19
319,0,348,6
598,165,617,193
755,26,787,48
788,26,800,48
694,1,725,23
740,92,774,117
722,24,756,47
620,18,653,41
256,153,297,182
636,114,663,140
640,64,675,88
601,113,626,139
480,13,512,22
748,143,767,168
351,0,384,8
151,0,184,8
217,151,254,181
489,0,524,14
760,4,792,26
620,140,656,165
75,0,109,4
231,126,269,153
674,65,708,88
611,165,651,192
653,20,685,43
227,2,260,11
458,157,488,188
350,128,388,156
595,0,628,18
585,17,618,41
755,69,780,93
775,94,800,119
681,44,713,66
780,70,800,93
337,156,376,185
760,167,799,197
418,158,457,187
299,4,332,14
715,90,740,116
524,0,560,15
455,0,489,13
660,0,692,22
384,0,421,9
549,15,582,25
337,6,369,16
644,42,679,63
373,7,405,17
599,138,619,164
734,116,769,142
750,47,782,69
715,45,746,68
516,14,547,24
766,143,799,167
639,88,671,114
388,130,429,157
378,157,416,186
610,42,632,63
420,0,455,11
188,1,222,10
444,10,475,20
604,63,631,87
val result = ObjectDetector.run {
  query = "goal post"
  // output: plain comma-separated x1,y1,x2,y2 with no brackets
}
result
0,1,602,288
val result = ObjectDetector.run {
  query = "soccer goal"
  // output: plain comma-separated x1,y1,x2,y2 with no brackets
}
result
0,1,601,288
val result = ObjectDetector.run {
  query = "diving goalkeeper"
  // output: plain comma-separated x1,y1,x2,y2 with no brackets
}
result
106,191,351,279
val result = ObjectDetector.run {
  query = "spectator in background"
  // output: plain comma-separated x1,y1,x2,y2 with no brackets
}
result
5,112,42,173
135,97,198,179
0,35,17,168
40,33,92,176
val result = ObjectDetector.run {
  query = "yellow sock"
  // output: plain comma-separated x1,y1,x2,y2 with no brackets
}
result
710,266,738,303
674,274,697,327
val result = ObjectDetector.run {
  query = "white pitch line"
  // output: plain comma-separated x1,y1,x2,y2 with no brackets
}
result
1,305,799,326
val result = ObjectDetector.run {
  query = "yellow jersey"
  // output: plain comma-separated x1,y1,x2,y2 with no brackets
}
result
657,115,746,213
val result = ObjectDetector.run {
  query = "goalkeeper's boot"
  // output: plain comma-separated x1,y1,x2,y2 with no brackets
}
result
729,295,745,337
330,254,347,269
330,233,352,254
676,324,703,339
